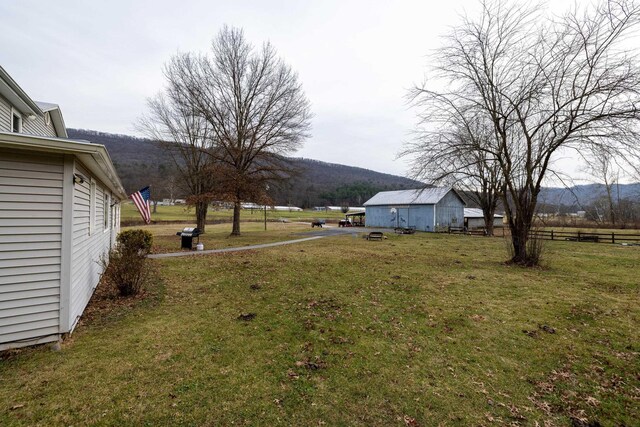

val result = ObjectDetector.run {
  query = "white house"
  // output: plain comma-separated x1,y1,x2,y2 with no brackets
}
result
0,66,126,350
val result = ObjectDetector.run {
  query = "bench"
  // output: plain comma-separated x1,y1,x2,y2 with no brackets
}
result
366,232,384,241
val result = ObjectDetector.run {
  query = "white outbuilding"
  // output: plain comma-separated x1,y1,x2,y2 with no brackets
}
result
463,208,504,229
0,66,126,350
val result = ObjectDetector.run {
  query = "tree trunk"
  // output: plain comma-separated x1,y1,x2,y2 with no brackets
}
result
605,184,616,226
503,187,539,266
153,200,158,214
508,206,537,266
477,194,498,237
196,201,208,233
231,201,241,236
510,224,529,264
483,212,495,236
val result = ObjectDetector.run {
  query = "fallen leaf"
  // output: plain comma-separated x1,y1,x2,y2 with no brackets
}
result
403,415,419,426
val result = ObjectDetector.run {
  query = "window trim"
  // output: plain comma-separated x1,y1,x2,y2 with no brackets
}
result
10,108,22,133
103,193,110,232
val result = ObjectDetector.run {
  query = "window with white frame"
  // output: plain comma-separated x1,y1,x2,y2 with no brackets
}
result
11,109,22,133
103,193,110,230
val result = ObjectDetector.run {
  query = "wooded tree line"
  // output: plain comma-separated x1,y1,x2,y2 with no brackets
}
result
68,128,420,210
403,0,640,265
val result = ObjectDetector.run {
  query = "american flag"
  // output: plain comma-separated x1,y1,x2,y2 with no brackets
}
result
130,186,151,224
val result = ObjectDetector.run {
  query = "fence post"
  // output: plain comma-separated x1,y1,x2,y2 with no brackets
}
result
612,232,615,244
578,230,581,241
551,230,554,241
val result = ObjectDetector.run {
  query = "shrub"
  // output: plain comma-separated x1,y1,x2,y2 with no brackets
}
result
117,229,153,255
525,228,545,266
504,227,545,267
100,229,153,296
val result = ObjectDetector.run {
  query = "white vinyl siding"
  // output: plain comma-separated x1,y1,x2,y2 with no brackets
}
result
0,149,63,348
89,180,96,235
0,95,11,132
0,94,56,137
22,113,57,137
69,163,114,330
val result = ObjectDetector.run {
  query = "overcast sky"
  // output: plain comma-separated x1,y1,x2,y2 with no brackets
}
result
0,0,601,181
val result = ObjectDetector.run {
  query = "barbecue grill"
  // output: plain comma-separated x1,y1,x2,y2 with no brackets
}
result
176,227,201,250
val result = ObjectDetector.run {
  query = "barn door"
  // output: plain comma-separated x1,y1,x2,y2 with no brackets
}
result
397,208,409,228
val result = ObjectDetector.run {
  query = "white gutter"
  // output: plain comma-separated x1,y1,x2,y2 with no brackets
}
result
0,66,42,116
0,131,127,199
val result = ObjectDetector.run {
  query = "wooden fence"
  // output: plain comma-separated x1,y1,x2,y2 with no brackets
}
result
448,226,640,244
529,230,640,244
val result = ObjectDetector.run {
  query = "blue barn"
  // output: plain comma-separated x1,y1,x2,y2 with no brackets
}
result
363,187,466,232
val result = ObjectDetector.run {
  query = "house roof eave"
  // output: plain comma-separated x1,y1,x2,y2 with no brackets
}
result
0,131,126,199
0,66,43,116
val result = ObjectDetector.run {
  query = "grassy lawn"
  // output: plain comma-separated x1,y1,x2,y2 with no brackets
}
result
1,229,638,425
133,222,314,254
122,202,349,224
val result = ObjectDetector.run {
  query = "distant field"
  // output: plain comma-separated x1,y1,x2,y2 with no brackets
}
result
1,227,638,425
129,222,313,254
121,202,349,224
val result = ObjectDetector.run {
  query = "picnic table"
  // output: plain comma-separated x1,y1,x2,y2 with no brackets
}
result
366,232,384,241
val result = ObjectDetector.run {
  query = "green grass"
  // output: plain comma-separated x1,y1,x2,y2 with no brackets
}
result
1,229,638,426
122,202,348,224
131,222,313,254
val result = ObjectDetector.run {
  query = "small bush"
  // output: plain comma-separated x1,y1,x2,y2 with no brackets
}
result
117,229,153,255
526,228,545,265
100,229,153,296
504,227,545,266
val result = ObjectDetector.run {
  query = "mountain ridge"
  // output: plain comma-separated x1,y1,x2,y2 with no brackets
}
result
67,128,640,209
67,128,424,207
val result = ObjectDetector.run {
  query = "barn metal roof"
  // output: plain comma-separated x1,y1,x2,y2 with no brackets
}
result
364,187,464,206
464,208,504,218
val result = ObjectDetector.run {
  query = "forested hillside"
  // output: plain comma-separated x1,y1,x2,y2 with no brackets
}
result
68,129,422,207
67,129,640,211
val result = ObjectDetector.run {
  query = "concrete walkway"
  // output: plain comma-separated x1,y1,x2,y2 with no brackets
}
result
148,236,326,259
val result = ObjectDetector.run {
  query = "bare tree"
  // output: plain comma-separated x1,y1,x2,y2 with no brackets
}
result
138,93,218,232
413,0,640,265
585,148,621,226
402,102,503,235
165,26,312,236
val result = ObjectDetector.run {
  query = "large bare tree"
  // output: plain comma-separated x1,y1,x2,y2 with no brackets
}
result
166,26,312,235
402,101,503,235
412,0,640,265
138,93,218,232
